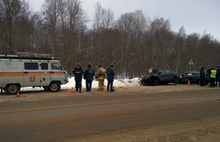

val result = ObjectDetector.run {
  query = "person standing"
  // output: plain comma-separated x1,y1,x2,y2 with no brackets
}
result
96,65,106,91
210,67,217,87
200,67,205,86
84,64,95,92
72,64,84,93
216,66,220,87
107,65,115,92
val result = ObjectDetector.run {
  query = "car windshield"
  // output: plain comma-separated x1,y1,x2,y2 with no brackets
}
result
148,68,153,72
148,68,160,73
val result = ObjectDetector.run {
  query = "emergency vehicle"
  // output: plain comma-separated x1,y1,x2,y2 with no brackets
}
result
0,52,69,94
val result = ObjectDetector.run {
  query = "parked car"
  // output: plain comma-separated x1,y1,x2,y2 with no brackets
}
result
139,68,179,86
179,71,210,84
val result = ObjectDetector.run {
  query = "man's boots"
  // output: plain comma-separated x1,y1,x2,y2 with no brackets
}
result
79,88,82,93
76,88,78,92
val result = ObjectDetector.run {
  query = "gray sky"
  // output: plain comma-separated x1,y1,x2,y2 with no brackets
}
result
29,0,220,41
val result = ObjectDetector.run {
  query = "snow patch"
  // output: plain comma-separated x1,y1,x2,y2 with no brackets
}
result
21,77,141,91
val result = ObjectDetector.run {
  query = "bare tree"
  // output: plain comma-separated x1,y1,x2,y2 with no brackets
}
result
42,0,60,56
115,10,148,78
93,2,114,31
0,0,33,54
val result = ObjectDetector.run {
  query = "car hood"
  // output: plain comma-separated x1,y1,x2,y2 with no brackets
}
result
141,72,156,81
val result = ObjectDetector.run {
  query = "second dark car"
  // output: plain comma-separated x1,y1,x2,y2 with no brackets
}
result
179,71,210,84
140,68,179,86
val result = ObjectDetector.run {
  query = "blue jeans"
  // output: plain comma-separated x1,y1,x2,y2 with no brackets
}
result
107,80,113,91
86,80,92,91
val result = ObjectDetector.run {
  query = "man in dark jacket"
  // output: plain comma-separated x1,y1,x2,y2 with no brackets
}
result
200,67,205,86
84,64,95,92
107,65,115,92
216,66,220,87
72,64,84,93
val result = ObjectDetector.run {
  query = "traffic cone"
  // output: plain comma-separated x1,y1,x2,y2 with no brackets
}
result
187,79,191,85
113,86,115,91
16,91,20,97
71,87,75,93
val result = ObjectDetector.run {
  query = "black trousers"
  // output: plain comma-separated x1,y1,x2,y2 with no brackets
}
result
200,77,204,86
75,80,82,89
107,80,113,91
210,78,215,87
216,76,220,86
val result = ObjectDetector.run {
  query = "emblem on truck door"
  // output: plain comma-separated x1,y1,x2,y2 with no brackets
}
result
30,77,35,82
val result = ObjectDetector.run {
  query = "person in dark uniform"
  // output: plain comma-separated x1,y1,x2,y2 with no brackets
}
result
200,67,205,86
206,68,211,76
210,67,217,87
72,64,84,93
216,66,220,87
84,64,95,92
107,65,115,92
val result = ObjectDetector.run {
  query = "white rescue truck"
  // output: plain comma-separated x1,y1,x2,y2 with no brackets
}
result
0,52,69,94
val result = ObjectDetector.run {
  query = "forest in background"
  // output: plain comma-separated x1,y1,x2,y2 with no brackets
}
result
0,0,220,78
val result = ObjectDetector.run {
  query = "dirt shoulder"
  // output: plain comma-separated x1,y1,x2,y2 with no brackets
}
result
0,84,219,103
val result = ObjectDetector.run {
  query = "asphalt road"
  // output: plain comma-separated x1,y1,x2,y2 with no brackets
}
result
0,89,220,142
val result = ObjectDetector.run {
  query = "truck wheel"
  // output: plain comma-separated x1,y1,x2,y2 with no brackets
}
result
173,77,178,84
152,79,160,86
6,84,20,95
49,82,60,92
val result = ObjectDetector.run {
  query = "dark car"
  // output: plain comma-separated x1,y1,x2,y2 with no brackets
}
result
140,68,179,86
179,71,210,84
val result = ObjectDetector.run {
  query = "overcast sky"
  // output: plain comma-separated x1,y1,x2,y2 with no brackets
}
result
29,0,220,41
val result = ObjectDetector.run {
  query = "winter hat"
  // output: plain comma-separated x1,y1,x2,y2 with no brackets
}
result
110,65,114,67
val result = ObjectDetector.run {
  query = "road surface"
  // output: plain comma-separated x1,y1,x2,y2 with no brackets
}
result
0,89,220,142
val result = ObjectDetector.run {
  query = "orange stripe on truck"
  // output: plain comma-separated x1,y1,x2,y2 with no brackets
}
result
0,71,64,76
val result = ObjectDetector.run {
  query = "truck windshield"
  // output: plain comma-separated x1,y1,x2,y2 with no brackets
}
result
51,63,62,70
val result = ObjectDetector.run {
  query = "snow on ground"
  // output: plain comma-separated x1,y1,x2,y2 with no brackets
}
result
21,77,140,91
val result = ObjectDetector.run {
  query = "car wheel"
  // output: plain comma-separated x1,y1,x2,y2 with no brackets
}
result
173,77,178,84
5,84,20,95
152,78,160,86
49,82,60,92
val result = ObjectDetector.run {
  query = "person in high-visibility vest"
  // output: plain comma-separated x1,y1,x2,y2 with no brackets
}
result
97,65,106,91
210,67,217,87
